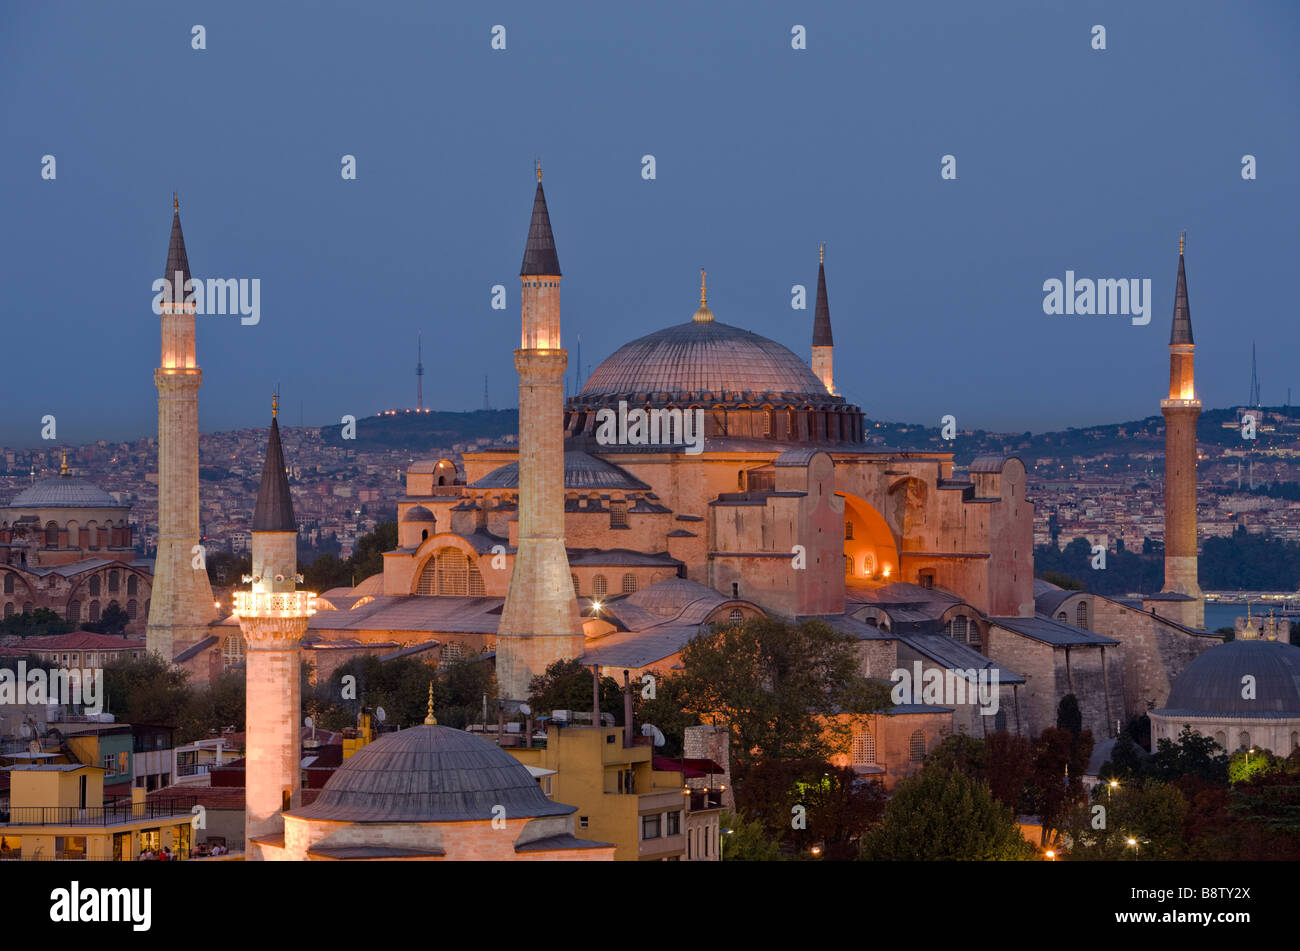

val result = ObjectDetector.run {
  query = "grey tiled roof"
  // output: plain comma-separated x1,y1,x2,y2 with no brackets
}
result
163,208,190,288
897,633,1026,685
470,451,649,490
6,477,120,509
289,725,574,823
990,615,1118,647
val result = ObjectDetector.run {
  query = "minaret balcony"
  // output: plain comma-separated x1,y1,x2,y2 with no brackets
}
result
233,590,316,618
1161,398,1201,409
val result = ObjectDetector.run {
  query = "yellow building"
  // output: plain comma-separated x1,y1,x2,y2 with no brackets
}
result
0,764,195,861
510,722,723,861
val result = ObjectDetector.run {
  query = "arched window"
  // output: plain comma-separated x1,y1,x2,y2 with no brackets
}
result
1215,731,1227,749
1056,612,1067,623
68,600,81,623
86,523,99,550
21,601,32,614
862,552,876,577
127,575,138,596
909,730,926,763
1238,731,1251,751
108,570,120,594
844,521,853,540
89,601,100,622
3,603,13,619
436,548,467,596
127,599,138,620
728,609,743,624
610,501,628,528
571,573,579,595
222,633,244,665
89,576,101,596
2,574,11,594
593,574,608,600
468,561,485,597
416,557,436,595
844,555,853,576
46,522,59,547
621,573,637,594
948,616,968,643
851,730,876,765
1076,601,1089,630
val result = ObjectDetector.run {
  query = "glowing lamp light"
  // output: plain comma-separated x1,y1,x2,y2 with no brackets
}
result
881,566,892,578
1045,850,1055,860
1126,837,1137,847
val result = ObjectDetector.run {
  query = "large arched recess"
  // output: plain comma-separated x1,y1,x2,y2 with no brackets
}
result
839,492,900,584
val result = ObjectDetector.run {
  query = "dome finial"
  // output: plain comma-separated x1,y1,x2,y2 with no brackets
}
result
424,681,437,725
819,243,825,265
692,269,714,322
60,451,69,477
536,157,542,182
1179,231,1185,256
271,387,278,419
174,191,179,214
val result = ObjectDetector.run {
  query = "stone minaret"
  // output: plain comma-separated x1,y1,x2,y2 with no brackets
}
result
146,195,216,660
496,168,583,700
1160,233,1204,628
237,398,314,858
812,244,835,396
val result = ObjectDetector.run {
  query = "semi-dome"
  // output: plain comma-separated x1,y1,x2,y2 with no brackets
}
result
289,724,574,823
579,319,830,401
1157,638,1300,718
7,477,119,509
403,505,436,522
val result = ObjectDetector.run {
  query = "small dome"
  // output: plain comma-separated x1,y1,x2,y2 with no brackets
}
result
403,505,436,522
1158,638,1300,718
289,725,573,823
7,477,119,509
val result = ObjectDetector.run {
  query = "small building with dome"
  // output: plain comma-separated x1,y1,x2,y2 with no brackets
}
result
0,456,151,632
255,721,614,861
1149,627,1300,755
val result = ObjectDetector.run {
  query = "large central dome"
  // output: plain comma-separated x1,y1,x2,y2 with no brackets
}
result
579,319,829,401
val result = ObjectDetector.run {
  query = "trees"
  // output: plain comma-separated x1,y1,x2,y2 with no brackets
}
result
1,607,74,638
307,654,442,732
718,809,784,861
859,766,1035,861
1060,779,1188,860
102,654,192,729
526,658,623,724
676,616,890,774
1146,727,1228,785
84,603,130,637
1056,694,1083,736
735,759,886,859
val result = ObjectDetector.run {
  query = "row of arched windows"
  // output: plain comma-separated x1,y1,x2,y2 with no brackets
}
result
1055,601,1089,630
2,597,142,623
850,728,928,765
29,520,130,549
580,574,640,600
845,554,878,576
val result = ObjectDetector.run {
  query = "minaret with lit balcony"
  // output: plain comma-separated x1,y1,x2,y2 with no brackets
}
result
1159,233,1204,628
146,194,216,661
236,395,315,857
496,166,584,700
812,243,835,396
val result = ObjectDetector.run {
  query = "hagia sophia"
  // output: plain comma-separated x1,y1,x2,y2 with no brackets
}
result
10,172,1300,860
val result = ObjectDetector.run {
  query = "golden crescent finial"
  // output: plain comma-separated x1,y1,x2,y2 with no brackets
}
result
173,191,179,213
1179,231,1185,256
819,243,825,265
60,451,69,477
700,268,707,306
424,681,437,725
272,389,278,419
536,158,542,182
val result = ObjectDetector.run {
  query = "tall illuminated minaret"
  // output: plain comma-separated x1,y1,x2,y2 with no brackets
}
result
1160,233,1204,628
237,396,315,858
496,166,583,700
146,194,216,660
811,243,835,396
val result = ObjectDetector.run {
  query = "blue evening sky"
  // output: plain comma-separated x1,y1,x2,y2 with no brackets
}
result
0,0,1296,447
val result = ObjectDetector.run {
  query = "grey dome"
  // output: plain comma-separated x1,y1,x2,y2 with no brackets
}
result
1158,638,1300,719
289,724,573,823
579,320,829,400
403,505,436,522
7,477,119,509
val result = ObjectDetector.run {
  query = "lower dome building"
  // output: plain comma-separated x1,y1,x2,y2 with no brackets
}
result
256,722,614,861
1149,630,1300,755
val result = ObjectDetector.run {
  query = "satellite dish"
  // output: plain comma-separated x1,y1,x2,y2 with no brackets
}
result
20,723,32,739
375,706,387,723
518,703,531,716
641,723,666,747
303,716,313,729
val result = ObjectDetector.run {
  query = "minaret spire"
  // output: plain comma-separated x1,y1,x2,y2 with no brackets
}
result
1170,231,1193,346
812,244,835,395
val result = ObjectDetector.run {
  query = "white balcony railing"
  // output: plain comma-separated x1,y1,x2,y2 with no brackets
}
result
232,591,317,618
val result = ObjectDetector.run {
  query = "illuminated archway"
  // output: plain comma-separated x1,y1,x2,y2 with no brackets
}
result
838,492,899,584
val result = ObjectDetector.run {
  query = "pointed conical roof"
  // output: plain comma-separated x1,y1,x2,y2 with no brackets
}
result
813,254,833,347
163,195,191,289
252,417,296,532
520,180,561,276
1170,244,1193,346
